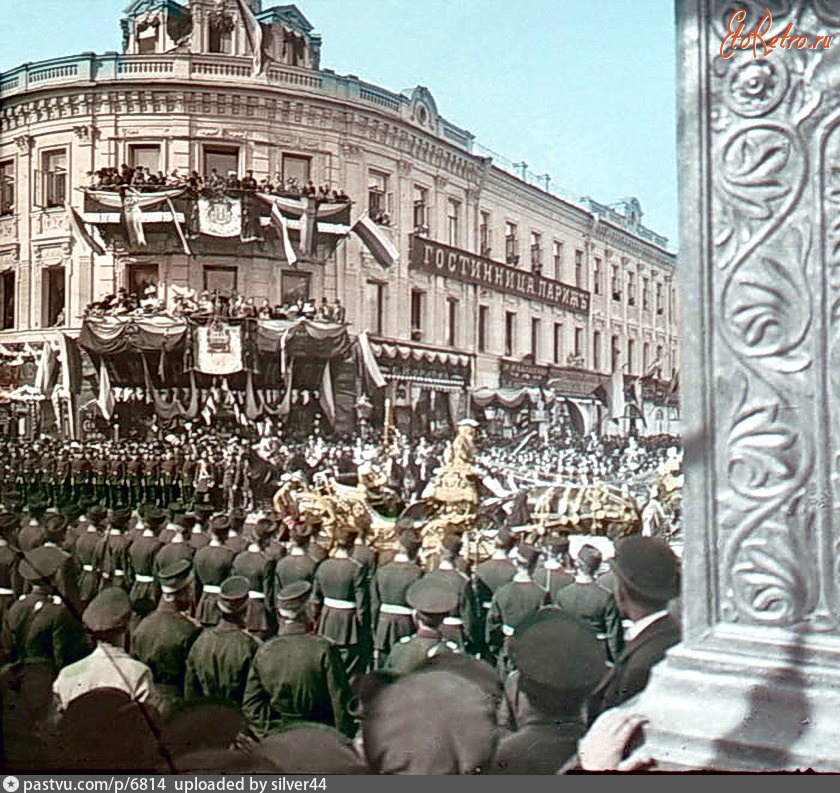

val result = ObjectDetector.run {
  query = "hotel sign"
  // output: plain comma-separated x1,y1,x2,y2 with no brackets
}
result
409,236,590,315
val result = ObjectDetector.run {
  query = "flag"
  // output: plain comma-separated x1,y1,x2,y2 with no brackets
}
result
123,189,147,248
166,195,193,256
57,333,82,439
34,341,58,396
357,329,386,388
65,202,106,256
592,382,608,406
97,359,115,421
319,361,335,427
667,369,680,396
627,378,647,429
279,359,295,417
271,201,298,266
641,356,663,380
610,368,625,421
299,195,317,256
235,0,265,76
351,211,398,269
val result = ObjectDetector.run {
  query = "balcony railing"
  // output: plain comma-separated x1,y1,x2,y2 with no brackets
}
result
0,52,474,153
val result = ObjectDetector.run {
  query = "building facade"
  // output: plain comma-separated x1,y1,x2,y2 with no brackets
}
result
0,0,679,437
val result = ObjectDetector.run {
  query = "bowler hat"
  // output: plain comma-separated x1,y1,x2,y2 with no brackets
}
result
610,536,680,602
83,587,132,633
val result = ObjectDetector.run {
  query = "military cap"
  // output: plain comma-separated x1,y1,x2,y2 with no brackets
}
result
174,513,197,531
229,508,246,530
0,511,20,535
398,529,421,555
194,504,214,522
208,514,231,535
109,507,132,528
145,508,167,529
513,544,541,568
43,513,69,540
509,611,606,694
2,490,23,509
456,418,479,429
406,578,458,616
254,725,369,774
218,576,250,614
59,503,84,520
87,505,108,524
19,546,63,581
168,501,187,517
362,669,498,774
137,503,156,519
610,535,680,602
28,499,49,518
276,580,312,611
158,559,193,594
83,587,132,633
254,517,276,539
441,532,463,556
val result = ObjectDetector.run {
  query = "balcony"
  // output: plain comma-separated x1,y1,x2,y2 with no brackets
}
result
0,52,476,152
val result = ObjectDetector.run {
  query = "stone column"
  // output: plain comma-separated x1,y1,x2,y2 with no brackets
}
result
635,0,840,771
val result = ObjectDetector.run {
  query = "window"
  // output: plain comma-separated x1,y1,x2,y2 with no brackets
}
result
414,185,429,233
0,161,13,216
129,144,160,174
505,222,518,265
593,257,602,295
282,272,311,306
628,271,636,306
553,241,564,281
611,265,621,301
553,323,563,364
642,277,650,311
44,266,65,328
410,289,425,340
127,263,159,304
656,345,664,377
611,335,621,373
574,327,584,358
478,305,489,353
203,266,238,295
627,338,635,374
366,280,386,335
479,211,491,256
41,149,67,208
447,297,459,346
575,249,584,288
643,342,650,374
208,17,233,53
530,317,541,359
530,232,542,274
669,284,675,319
203,145,239,181
368,170,391,224
447,199,461,247
505,311,516,357
137,21,159,54
0,272,14,330
282,154,311,192
593,330,601,371
656,282,664,314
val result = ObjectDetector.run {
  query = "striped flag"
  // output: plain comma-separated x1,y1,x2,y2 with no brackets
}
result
97,359,115,422
351,211,398,269
65,202,106,256
270,201,298,266
166,196,193,256
235,0,265,76
319,361,335,427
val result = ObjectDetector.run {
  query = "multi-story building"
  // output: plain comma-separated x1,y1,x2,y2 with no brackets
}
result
0,0,679,438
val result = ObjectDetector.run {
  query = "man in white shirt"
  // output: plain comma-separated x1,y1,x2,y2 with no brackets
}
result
53,587,155,712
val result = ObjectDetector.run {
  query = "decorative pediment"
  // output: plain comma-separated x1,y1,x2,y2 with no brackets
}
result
258,4,314,34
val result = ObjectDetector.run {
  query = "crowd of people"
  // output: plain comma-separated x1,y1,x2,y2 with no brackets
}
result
0,424,683,773
86,164,351,205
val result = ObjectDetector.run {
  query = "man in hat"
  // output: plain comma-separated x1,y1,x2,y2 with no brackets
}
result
52,587,155,712
95,506,133,593
231,518,277,639
0,511,22,640
34,513,82,615
193,515,235,628
131,559,202,718
587,536,681,723
184,575,261,709
385,577,460,675
485,544,545,674
474,528,517,622
423,533,480,654
18,499,49,552
534,536,575,604
154,513,195,576
370,528,423,669
190,504,215,551
127,507,166,626
72,506,107,607
275,527,316,590
243,580,355,738
310,531,371,678
555,543,624,664
493,611,608,774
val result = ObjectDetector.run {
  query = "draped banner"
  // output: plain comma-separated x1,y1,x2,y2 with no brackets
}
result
194,323,244,375
197,197,242,237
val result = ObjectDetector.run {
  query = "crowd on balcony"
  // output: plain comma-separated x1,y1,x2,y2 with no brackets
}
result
80,283,347,326
86,166,350,203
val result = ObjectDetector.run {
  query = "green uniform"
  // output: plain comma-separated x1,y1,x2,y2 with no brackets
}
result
131,599,202,716
184,617,260,708
474,557,516,611
486,579,545,673
385,628,459,676
370,560,422,666
242,621,355,738
533,562,575,604
423,567,481,654
275,550,315,589
555,581,624,663
193,544,234,627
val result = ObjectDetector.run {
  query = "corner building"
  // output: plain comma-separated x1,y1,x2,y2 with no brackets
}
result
0,0,679,438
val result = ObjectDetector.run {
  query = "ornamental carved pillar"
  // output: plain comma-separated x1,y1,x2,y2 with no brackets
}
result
636,0,840,771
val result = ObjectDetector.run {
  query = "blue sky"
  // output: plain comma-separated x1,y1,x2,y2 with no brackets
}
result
0,0,679,247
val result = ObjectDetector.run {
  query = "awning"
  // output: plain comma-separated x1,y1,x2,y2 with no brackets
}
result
472,386,550,410
370,339,471,369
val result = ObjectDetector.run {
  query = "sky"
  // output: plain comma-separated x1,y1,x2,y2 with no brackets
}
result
0,0,679,247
